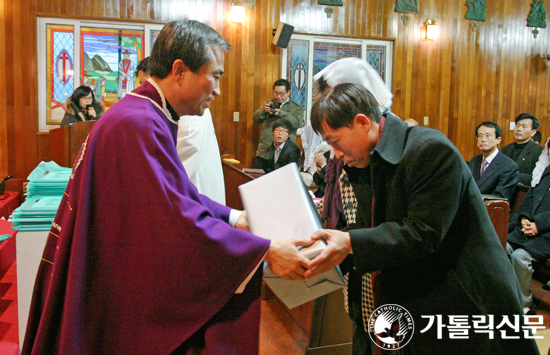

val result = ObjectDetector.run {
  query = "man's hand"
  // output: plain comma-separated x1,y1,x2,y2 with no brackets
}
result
235,211,250,232
521,218,538,237
304,229,352,279
263,103,271,113
265,238,314,280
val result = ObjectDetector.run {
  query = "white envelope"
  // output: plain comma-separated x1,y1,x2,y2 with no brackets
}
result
239,163,345,309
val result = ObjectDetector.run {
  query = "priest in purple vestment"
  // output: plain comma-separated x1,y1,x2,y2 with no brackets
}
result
22,20,312,355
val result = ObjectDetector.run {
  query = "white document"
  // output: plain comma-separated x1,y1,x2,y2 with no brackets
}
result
239,163,345,309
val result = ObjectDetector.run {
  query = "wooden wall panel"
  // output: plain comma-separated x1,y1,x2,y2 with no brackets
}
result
0,0,549,180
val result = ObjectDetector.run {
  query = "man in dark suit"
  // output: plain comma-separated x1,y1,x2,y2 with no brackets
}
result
469,121,519,200
502,113,544,185
305,83,538,354
264,119,300,173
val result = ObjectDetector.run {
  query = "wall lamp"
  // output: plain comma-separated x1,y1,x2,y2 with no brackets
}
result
229,1,245,23
423,18,439,40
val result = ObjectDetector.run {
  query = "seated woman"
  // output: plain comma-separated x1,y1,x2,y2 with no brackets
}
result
61,85,105,126
311,150,331,198
299,124,331,196
507,137,550,315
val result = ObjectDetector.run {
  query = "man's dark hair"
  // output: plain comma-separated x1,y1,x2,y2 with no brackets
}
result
272,118,292,132
70,85,95,104
533,131,543,144
311,83,381,134
475,121,502,138
149,20,231,78
136,57,150,76
273,79,291,92
514,113,539,130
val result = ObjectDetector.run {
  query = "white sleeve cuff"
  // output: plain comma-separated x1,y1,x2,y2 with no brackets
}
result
229,209,242,227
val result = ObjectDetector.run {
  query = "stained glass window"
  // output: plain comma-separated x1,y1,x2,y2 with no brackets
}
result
39,19,155,131
286,40,309,115
81,27,144,108
366,45,387,82
312,41,361,76
283,36,392,125
46,24,75,124
150,29,161,49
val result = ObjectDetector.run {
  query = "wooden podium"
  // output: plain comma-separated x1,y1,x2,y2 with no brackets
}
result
49,121,97,168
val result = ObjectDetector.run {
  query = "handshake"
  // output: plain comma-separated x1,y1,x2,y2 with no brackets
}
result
262,229,353,281
234,211,352,281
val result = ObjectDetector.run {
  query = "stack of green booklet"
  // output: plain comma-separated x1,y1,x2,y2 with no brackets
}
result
9,161,70,231
9,196,62,231
25,161,71,198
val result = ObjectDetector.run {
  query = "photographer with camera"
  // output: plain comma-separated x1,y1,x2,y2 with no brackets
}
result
60,85,105,127
252,78,304,170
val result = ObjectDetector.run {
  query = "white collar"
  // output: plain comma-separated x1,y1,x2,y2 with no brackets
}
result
483,148,499,165
127,78,177,125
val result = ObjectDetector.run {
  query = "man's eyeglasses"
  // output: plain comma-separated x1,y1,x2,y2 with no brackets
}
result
273,128,289,134
273,91,288,97
477,134,495,140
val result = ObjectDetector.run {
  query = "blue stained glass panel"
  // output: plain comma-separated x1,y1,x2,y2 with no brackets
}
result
151,30,160,49
287,40,309,114
366,45,387,82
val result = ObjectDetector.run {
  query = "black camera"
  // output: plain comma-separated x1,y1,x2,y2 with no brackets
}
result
268,100,281,115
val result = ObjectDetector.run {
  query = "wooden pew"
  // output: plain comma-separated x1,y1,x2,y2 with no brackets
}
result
485,200,509,250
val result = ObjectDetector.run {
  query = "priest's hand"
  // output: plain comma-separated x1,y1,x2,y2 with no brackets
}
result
304,229,352,279
265,238,313,280
235,211,250,232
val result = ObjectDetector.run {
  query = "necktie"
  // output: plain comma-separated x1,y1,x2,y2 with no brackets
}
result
480,159,489,176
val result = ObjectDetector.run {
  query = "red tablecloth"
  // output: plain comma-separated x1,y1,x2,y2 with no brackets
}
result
0,219,16,278
0,192,19,220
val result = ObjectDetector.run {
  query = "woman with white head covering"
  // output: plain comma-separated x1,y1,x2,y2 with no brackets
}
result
313,57,393,113
508,137,550,315
531,137,550,187
299,124,331,191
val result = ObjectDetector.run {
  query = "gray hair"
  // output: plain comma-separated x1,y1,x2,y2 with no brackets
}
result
149,20,231,78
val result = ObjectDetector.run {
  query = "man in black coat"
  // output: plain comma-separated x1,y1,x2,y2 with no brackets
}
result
502,113,544,185
508,140,550,315
469,121,519,200
264,119,300,173
305,83,539,354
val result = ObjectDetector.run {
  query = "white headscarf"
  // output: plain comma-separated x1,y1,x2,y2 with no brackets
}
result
301,125,330,172
313,57,393,112
531,137,550,187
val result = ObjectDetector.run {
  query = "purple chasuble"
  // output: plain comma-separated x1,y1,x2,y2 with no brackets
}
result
22,80,270,355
